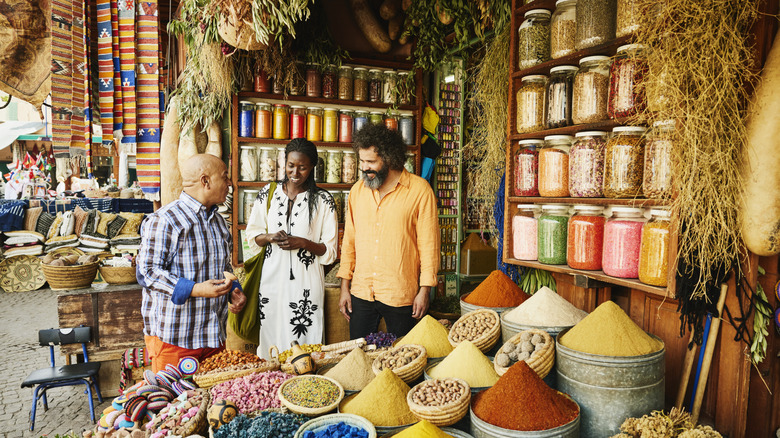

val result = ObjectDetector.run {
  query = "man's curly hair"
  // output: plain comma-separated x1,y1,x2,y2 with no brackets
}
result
352,123,406,171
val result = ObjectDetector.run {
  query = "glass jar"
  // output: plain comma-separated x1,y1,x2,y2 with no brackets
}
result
546,65,577,129
383,70,397,104
255,103,272,139
290,105,306,139
276,148,286,181
616,0,641,38
272,73,284,94
400,115,415,145
332,191,344,223
516,75,547,134
638,208,670,286
322,64,338,99
551,0,577,59
512,204,540,260
273,104,290,140
353,67,369,101
539,135,572,197
569,131,607,197
514,139,542,197
602,206,645,278
258,147,276,182
307,107,323,142
397,71,413,105
243,190,259,225
608,44,648,119
343,190,351,220
289,61,306,96
572,55,611,124
575,0,616,50
384,113,399,131
369,111,384,125
604,126,646,198
315,151,326,183
354,110,369,133
404,153,415,173
339,110,354,143
567,205,605,270
518,9,551,70
254,69,271,93
323,108,338,142
306,63,321,97
643,120,674,199
239,146,258,182
342,150,357,183
326,150,342,183
368,69,383,102
538,204,570,265
338,66,354,100
239,101,254,138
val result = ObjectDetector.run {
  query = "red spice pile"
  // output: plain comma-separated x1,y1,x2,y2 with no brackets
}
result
464,270,529,307
472,361,579,431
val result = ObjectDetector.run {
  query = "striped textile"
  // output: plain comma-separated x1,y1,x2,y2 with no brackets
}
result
97,0,114,148
119,0,136,155
111,0,123,142
50,0,73,157
136,0,161,200
70,0,87,157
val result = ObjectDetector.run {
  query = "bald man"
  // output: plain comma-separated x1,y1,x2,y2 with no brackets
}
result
137,154,247,372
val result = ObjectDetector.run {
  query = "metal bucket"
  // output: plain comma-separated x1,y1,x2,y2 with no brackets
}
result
381,426,474,437
460,293,516,317
469,405,580,438
555,328,665,438
498,315,573,389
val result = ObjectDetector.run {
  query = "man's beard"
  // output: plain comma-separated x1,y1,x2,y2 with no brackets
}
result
361,162,389,190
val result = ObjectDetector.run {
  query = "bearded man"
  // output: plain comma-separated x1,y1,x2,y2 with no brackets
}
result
337,124,440,339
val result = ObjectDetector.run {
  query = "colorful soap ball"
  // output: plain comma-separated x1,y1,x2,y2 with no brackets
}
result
301,421,369,438
208,399,239,430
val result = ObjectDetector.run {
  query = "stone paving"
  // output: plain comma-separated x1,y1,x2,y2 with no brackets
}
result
0,288,111,438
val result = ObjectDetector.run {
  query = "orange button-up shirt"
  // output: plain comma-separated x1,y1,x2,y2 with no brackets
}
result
337,170,440,307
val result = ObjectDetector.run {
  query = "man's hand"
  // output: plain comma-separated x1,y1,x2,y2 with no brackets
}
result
228,287,247,313
412,287,430,319
339,280,352,321
190,279,232,298
278,235,307,251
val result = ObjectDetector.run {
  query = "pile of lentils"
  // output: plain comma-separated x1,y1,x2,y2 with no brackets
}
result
495,331,548,368
375,346,422,371
213,412,307,438
281,377,341,408
410,379,468,407
450,312,497,343
301,422,370,438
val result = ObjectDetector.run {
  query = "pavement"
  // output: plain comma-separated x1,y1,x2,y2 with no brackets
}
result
0,288,111,438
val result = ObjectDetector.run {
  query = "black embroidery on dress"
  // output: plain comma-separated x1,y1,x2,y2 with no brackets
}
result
297,248,314,269
319,192,336,213
265,243,273,259
289,289,317,338
257,189,269,204
277,221,283,227
257,295,270,326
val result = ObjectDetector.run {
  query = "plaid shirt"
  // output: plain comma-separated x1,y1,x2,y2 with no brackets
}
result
137,192,232,349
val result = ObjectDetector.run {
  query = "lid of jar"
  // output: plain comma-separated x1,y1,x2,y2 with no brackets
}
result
343,150,355,154
327,64,337,68
518,139,544,146
289,105,305,109
239,145,256,150
255,101,270,107
307,106,322,110
398,71,410,76
370,111,383,115
617,43,648,53
369,69,382,73
323,107,338,111
550,65,578,73
307,62,320,67
610,206,644,215
575,131,608,137
259,146,275,150
384,70,397,74
339,65,353,70
340,109,354,113
650,208,671,218
354,110,368,114
521,74,548,81
239,100,254,105
274,103,289,107
524,8,552,17
244,189,260,193
516,204,541,210
579,55,611,65
573,205,604,213
353,67,367,72
555,0,576,6
652,119,676,129
612,126,648,133
544,134,574,142
541,204,570,212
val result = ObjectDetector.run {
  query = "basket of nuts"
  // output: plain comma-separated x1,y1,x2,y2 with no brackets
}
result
493,329,554,379
406,378,471,427
372,344,427,384
194,350,280,389
447,309,501,353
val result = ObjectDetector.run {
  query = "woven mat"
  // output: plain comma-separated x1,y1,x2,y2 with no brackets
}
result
0,0,51,109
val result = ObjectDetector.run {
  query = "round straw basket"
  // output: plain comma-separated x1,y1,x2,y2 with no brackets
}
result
448,309,501,353
179,389,210,436
99,265,137,285
42,261,99,290
372,344,427,384
194,361,280,389
493,329,555,379
294,413,376,438
277,375,344,416
406,378,471,426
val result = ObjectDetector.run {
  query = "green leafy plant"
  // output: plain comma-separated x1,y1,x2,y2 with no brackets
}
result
750,265,771,364
520,268,557,295
251,0,312,48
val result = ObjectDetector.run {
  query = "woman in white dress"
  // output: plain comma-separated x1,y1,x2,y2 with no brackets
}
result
245,139,339,359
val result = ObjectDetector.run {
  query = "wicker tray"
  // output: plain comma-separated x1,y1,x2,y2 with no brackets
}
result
372,344,427,384
448,309,501,353
493,329,554,379
194,361,281,389
41,261,99,290
277,375,344,416
294,413,377,438
99,265,137,285
407,378,471,427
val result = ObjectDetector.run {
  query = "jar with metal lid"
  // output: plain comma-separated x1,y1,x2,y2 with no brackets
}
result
369,111,384,125
643,120,674,199
404,153,415,173
538,204,570,265
516,75,547,134
512,204,541,260
604,126,646,198
276,148,286,180
368,69,383,102
575,0,616,50
513,139,542,197
384,113,398,131
254,68,271,93
354,110,369,133
353,67,369,101
326,150,342,183
638,208,670,286
616,0,641,38
239,146,258,182
569,131,607,197
567,205,605,270
383,70,397,104
322,64,337,99
518,9,551,70
332,191,344,223
239,101,254,138
255,103,272,139
273,104,289,140
342,150,357,183
546,65,577,129
306,63,321,97
551,0,577,59
258,147,276,182
400,115,415,145
397,71,413,105
314,151,326,183
608,44,648,119
572,55,611,124
539,135,572,197
323,108,338,142
338,66,354,100
290,105,306,139
289,61,306,95
243,190,260,225
602,206,645,278
307,107,323,142
339,110,354,143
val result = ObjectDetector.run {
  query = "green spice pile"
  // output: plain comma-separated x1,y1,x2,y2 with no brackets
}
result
281,376,340,408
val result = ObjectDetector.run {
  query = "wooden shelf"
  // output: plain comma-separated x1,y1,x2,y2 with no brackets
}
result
507,196,669,207
511,35,633,79
509,117,638,141
237,181,354,190
237,91,418,112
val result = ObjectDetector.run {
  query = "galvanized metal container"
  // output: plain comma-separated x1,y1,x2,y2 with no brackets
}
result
460,293,516,317
381,426,474,437
468,405,580,438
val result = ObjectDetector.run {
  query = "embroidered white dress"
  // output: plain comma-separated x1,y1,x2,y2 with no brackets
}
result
245,184,338,359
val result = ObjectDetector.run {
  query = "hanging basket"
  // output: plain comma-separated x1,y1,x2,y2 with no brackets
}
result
217,0,266,51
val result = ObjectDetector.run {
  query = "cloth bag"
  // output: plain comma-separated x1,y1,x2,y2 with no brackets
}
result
228,182,275,344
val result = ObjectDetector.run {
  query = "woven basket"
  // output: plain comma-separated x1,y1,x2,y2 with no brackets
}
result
448,309,501,353
277,375,344,416
99,265,137,285
217,0,266,51
372,344,427,384
194,361,281,389
179,389,210,436
41,261,99,290
493,329,554,379
49,247,85,257
294,413,377,438
407,378,471,427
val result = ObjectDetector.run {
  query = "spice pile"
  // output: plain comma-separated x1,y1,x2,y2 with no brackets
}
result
464,270,529,307
395,420,455,437
495,331,549,368
198,350,264,374
472,361,579,431
428,341,499,388
322,348,375,391
502,286,588,327
409,379,468,407
397,315,453,357
449,311,498,344
365,331,396,348
281,376,341,409
558,300,663,356
374,345,424,371
340,369,417,426
213,411,307,438
209,371,293,414
144,389,206,437
301,421,370,438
